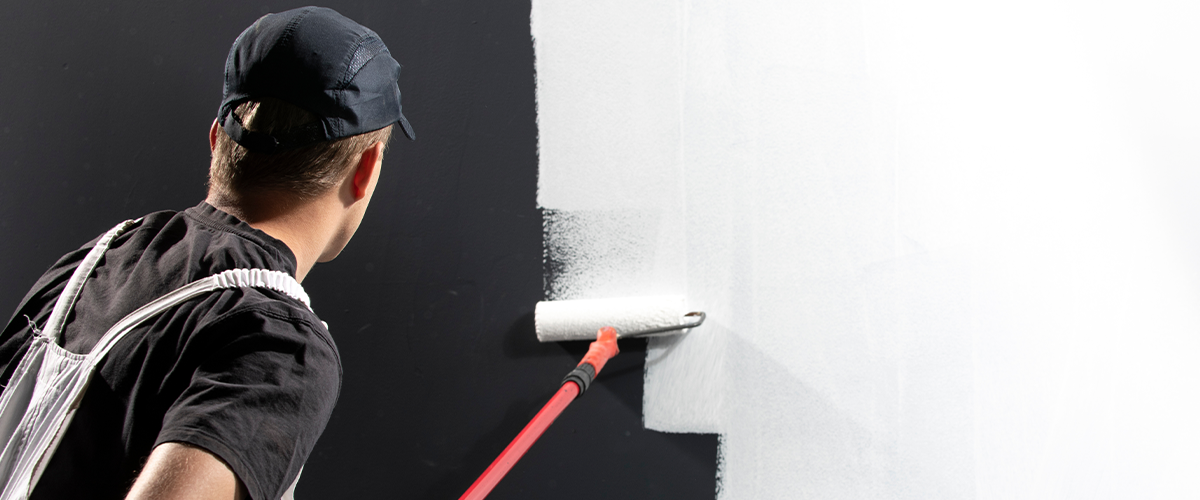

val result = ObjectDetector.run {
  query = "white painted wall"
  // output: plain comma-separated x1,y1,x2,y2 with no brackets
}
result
534,0,1200,497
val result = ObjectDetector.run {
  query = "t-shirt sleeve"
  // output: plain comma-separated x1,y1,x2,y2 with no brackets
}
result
156,305,341,500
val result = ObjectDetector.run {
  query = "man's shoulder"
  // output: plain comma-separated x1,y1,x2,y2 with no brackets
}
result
191,287,336,356
14,204,305,354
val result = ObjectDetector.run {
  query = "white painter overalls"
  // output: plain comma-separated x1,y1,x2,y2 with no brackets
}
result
0,219,311,499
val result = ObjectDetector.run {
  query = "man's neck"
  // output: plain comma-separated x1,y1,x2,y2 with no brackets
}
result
205,192,342,282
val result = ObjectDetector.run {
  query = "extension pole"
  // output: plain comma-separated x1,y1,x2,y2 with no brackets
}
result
459,328,619,500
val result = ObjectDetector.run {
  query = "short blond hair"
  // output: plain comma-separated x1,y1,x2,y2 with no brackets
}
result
209,97,393,203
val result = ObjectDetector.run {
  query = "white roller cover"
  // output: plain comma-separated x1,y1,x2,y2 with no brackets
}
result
535,295,688,342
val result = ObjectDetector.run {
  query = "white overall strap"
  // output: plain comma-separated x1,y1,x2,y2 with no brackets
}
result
84,268,312,367
211,268,311,310
42,219,142,344
0,340,53,500
0,219,141,499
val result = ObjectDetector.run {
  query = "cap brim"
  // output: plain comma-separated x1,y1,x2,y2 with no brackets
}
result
397,111,415,140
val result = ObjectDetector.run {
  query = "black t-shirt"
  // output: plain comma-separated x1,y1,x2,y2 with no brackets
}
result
0,202,341,500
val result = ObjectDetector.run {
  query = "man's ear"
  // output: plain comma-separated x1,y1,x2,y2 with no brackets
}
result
209,118,220,151
351,141,385,200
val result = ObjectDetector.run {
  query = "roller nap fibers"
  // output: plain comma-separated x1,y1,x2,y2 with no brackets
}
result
534,295,705,342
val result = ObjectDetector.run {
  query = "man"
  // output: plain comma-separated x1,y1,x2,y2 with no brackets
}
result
0,6,414,499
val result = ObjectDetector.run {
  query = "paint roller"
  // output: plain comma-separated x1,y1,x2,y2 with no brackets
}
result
459,296,705,500
534,295,707,341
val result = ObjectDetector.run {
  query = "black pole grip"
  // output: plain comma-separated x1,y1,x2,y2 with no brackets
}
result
561,362,597,395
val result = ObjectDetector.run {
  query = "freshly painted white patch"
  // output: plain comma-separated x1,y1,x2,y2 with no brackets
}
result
535,0,1200,497
532,0,684,213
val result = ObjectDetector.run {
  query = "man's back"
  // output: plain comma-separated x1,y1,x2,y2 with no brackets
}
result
0,203,340,500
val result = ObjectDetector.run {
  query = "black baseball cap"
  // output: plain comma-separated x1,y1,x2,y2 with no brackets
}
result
218,6,415,154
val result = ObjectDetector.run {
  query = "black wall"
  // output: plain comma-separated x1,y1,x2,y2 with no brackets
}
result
0,2,717,498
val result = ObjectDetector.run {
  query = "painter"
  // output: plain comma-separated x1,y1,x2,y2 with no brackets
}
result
0,7,415,500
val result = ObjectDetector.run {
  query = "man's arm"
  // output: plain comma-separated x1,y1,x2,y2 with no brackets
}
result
125,442,248,500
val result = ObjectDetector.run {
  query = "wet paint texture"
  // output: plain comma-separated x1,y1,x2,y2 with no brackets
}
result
535,0,1200,498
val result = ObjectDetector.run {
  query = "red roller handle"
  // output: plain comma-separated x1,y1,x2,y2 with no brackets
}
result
577,326,619,372
459,328,619,500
